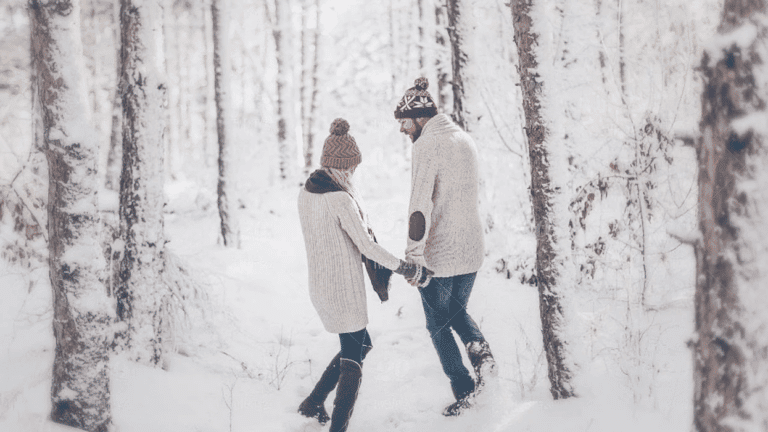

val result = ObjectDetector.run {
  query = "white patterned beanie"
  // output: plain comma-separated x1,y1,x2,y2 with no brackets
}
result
321,118,361,169
394,77,438,119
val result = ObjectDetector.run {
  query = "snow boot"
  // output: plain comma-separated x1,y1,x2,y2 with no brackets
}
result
298,345,372,425
442,376,475,417
329,359,363,432
467,340,498,390
442,395,474,417
297,352,341,424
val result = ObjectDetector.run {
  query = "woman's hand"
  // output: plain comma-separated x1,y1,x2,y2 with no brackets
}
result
395,260,434,288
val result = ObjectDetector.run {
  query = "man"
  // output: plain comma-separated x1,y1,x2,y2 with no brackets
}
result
394,77,497,416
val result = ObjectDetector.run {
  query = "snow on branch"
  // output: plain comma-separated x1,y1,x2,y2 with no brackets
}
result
667,227,702,246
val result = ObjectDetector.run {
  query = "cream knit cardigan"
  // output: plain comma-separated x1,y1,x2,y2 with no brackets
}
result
298,189,401,334
405,114,485,277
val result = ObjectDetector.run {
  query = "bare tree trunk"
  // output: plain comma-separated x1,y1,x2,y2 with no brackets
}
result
446,0,467,130
105,79,122,190
593,0,609,86
617,0,626,99
511,0,576,400
165,1,182,180
301,0,321,175
202,1,211,166
434,0,451,113
116,0,169,367
272,0,294,182
389,0,397,97
418,0,425,71
300,0,309,172
694,0,768,429
29,0,113,429
95,0,122,191
212,0,239,247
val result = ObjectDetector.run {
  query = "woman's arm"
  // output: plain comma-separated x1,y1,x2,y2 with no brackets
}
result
332,193,401,271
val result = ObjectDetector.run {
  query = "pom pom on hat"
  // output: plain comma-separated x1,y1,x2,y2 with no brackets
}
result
414,77,429,90
330,118,350,136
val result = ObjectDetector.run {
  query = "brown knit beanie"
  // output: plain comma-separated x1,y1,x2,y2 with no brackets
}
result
320,118,361,169
394,77,438,119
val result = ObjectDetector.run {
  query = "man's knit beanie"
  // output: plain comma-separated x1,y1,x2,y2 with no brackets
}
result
320,118,361,169
394,77,438,119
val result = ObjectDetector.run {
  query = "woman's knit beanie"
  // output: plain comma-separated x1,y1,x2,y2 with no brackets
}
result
321,118,361,169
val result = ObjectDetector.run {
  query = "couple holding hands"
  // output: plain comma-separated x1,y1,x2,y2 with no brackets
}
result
297,78,497,431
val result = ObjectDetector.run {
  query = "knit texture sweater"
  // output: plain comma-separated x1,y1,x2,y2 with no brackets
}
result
405,114,485,277
298,187,401,334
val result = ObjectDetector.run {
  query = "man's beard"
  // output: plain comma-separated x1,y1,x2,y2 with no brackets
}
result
410,127,422,142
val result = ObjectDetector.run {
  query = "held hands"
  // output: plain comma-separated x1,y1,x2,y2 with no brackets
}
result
395,260,434,288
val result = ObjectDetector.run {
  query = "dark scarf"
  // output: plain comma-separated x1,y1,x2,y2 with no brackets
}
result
304,170,393,302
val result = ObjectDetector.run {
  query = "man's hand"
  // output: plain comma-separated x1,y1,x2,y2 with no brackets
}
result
395,260,434,288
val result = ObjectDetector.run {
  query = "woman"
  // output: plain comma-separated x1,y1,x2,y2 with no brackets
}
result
297,118,431,431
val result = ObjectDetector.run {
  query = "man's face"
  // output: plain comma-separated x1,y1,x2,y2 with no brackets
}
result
398,118,422,143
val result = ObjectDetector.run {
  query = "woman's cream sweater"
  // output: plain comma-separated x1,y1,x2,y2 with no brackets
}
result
298,189,401,334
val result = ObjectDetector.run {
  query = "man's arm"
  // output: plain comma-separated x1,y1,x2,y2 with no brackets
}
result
405,139,438,268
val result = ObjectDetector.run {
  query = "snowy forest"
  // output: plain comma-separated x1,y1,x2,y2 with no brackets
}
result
2,0,768,430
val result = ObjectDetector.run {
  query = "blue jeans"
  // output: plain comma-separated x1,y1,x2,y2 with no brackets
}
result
419,272,484,397
339,328,372,365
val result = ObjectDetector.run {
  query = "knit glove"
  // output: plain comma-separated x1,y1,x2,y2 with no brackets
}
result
395,260,434,288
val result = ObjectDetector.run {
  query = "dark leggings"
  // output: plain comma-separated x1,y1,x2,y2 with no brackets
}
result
339,328,373,365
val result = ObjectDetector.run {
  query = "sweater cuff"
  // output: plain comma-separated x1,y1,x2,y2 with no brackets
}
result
405,254,427,269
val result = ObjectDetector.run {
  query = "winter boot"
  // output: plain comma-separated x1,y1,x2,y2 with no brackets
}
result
298,345,372,425
442,395,474,417
329,359,363,432
467,340,498,390
297,352,341,424
442,375,475,417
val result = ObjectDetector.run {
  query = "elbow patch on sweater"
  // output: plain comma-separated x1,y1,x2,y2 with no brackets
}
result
409,211,426,241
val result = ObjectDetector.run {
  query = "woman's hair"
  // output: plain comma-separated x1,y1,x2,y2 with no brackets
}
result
326,166,368,223
326,166,355,193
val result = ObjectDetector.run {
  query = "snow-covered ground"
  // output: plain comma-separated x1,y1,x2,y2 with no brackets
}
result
1,172,694,432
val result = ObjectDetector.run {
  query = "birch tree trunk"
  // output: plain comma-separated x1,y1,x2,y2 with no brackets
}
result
212,0,239,247
511,0,576,400
273,0,294,182
105,0,123,191
446,0,468,130
29,0,113,429
418,0,426,72
694,0,768,429
389,0,397,97
116,0,169,367
434,0,452,113
105,83,122,191
300,0,309,174
301,0,321,175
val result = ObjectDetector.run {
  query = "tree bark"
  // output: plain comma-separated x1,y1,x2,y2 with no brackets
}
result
105,82,122,191
389,0,397,97
445,0,467,130
617,0,626,98
418,0,425,71
116,0,169,367
300,0,309,174
105,0,123,191
273,0,294,182
302,0,321,175
511,0,576,400
212,0,239,247
434,0,451,113
694,0,768,430
29,0,113,429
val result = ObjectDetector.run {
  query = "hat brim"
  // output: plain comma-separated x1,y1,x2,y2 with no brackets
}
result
394,107,438,119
